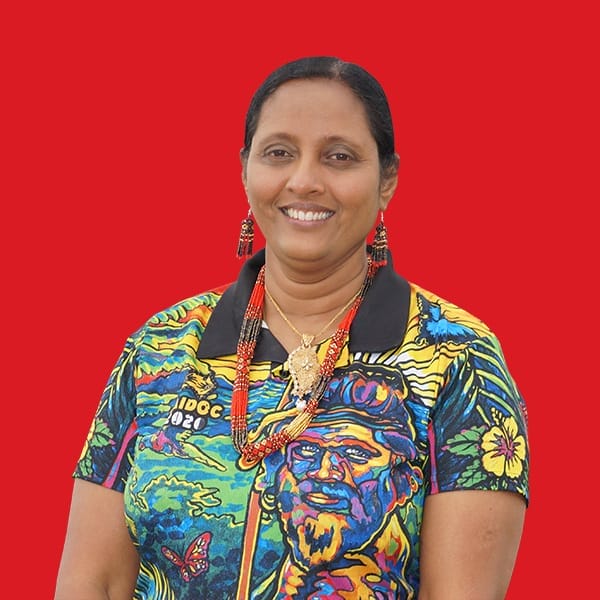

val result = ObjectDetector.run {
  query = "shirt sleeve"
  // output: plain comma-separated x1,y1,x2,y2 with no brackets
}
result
426,334,529,503
73,332,141,492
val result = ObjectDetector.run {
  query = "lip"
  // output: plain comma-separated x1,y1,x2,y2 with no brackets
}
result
280,206,335,224
303,492,347,509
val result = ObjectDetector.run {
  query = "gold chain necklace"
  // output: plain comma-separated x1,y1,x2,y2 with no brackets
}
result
264,286,360,403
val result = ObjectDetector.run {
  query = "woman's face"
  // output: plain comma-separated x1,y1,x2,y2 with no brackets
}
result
242,79,397,268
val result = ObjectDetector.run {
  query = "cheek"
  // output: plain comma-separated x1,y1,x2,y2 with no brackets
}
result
246,181,267,203
246,165,284,202
288,456,316,478
334,178,382,211
352,461,391,484
248,187,283,222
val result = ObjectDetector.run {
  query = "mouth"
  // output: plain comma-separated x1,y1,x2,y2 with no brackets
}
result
281,207,334,222
303,492,349,510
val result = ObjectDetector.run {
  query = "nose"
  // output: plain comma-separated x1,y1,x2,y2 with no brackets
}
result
309,450,344,482
285,156,325,196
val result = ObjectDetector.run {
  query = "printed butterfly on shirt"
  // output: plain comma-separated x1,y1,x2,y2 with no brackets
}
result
161,531,212,582
416,292,477,344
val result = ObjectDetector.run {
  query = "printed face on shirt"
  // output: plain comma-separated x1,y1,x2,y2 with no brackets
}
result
242,78,396,269
275,421,397,568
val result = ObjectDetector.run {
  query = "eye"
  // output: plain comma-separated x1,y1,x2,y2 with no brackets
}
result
328,152,353,162
343,446,372,462
294,442,319,459
265,148,292,159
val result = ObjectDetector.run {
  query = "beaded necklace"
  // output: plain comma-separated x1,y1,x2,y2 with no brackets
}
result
231,258,379,467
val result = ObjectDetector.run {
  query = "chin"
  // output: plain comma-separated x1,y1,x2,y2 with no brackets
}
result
286,512,350,567
269,238,366,269
270,241,332,265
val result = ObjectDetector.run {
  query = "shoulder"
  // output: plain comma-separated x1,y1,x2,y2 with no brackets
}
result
148,284,230,326
406,283,524,413
406,282,494,347
400,281,513,386
127,283,233,348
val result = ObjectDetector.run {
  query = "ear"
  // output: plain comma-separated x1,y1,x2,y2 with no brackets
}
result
379,154,400,210
240,148,248,188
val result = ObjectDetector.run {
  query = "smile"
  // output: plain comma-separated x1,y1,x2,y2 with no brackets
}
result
281,208,334,222
303,492,349,511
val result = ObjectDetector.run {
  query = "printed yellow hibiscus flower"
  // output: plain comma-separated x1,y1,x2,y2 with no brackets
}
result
481,412,526,479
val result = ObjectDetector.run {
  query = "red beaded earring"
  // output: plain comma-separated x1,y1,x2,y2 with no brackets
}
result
371,211,388,267
236,210,255,258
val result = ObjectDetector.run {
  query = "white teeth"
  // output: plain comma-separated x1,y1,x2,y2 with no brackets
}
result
284,208,333,222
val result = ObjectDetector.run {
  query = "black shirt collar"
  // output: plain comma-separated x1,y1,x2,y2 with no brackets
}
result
197,249,410,362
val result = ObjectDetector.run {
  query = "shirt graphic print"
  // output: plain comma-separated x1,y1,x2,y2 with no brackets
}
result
75,255,529,599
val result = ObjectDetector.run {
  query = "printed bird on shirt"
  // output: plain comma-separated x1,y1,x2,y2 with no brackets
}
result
416,293,477,344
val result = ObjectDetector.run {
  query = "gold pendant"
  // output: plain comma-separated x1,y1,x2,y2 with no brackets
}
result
288,334,320,399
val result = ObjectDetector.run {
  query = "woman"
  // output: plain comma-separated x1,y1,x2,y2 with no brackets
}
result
56,56,528,600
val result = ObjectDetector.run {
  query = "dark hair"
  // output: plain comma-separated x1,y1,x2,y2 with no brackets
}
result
241,56,399,175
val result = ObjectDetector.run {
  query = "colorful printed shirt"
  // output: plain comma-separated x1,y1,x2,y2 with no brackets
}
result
75,251,529,600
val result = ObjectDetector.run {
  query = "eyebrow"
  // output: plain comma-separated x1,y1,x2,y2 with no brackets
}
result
322,134,359,145
298,434,380,452
255,132,295,144
255,132,363,148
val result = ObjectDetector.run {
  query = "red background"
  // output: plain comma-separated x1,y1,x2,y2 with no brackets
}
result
2,2,597,597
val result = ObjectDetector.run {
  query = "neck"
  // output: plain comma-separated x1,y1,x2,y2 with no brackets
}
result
263,246,368,343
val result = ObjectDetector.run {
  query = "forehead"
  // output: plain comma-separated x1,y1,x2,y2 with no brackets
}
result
254,78,374,143
298,421,382,446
